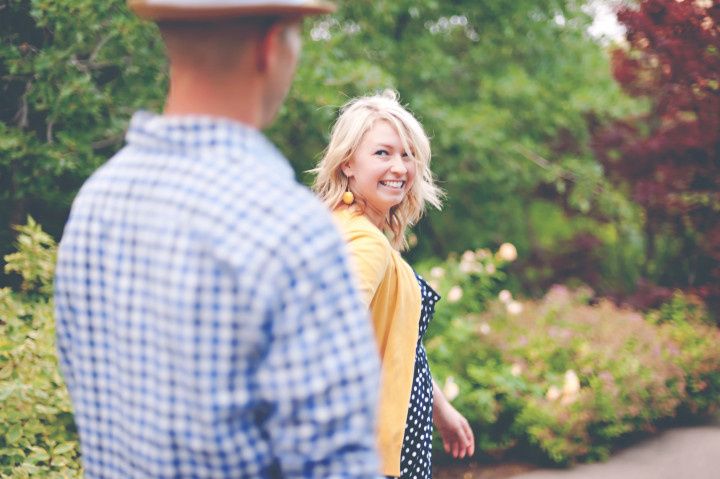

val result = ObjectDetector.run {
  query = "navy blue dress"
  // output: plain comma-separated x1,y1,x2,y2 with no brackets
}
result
397,274,440,479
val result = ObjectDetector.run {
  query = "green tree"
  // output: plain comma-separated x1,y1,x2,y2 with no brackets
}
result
274,0,644,292
2,0,642,293
0,0,166,281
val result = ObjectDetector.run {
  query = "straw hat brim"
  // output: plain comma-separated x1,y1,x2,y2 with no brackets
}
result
129,1,335,21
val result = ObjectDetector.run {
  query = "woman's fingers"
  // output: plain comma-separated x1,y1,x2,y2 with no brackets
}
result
451,419,472,458
456,422,468,457
462,419,475,456
438,408,475,458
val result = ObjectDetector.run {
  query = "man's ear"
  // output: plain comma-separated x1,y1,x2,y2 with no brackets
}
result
256,21,282,72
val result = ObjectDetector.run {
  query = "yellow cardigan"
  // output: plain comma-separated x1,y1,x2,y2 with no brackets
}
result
332,207,422,477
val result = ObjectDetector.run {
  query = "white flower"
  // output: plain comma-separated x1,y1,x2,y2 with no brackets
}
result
498,289,513,303
486,263,496,274
561,392,579,406
506,301,523,315
497,242,518,262
430,266,445,279
546,385,561,401
563,370,580,396
695,0,712,9
460,250,481,274
510,363,522,377
459,260,474,273
447,286,463,303
479,322,491,335
443,376,460,401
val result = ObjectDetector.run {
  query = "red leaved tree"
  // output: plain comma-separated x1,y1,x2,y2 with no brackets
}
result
592,0,720,312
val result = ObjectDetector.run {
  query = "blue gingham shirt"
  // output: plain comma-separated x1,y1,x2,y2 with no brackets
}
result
55,112,381,478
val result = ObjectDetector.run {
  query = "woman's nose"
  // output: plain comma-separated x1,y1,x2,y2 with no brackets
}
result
390,156,407,174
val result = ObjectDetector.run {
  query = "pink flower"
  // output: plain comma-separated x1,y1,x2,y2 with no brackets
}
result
499,289,512,303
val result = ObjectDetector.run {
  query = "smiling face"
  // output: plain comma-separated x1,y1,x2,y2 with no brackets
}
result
342,120,417,227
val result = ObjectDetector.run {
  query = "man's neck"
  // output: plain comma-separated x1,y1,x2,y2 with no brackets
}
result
163,69,263,128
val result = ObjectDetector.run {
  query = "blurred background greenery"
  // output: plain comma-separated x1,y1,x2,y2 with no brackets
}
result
1,0,646,295
1,0,718,476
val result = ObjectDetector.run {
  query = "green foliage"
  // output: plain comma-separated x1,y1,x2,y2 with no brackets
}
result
416,242,518,341
647,293,720,416
422,249,720,465
4,216,57,296
276,0,647,294
0,0,165,270
0,1,712,470
2,0,645,296
0,219,81,478
519,199,645,296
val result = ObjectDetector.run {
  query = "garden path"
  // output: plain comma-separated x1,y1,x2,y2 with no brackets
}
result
434,417,720,479
511,418,720,479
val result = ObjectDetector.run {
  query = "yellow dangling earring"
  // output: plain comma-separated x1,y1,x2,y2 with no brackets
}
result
342,190,355,205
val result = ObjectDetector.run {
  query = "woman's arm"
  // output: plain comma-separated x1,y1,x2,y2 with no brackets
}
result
432,379,475,459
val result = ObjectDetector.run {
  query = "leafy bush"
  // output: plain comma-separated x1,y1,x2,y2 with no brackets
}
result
2,217,717,474
416,242,518,341
0,218,81,478
647,293,720,417
422,251,720,465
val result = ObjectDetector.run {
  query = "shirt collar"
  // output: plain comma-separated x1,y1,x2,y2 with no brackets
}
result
125,110,294,178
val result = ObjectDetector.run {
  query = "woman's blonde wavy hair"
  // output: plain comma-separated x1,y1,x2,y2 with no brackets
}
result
312,90,443,250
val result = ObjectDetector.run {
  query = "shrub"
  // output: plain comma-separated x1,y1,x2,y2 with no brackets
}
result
648,293,720,417
0,218,81,478
416,243,517,342
423,266,720,465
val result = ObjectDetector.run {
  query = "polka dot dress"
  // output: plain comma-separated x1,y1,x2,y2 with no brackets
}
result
396,273,440,479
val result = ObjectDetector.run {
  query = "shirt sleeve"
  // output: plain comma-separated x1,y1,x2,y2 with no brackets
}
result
53,245,77,390
253,216,382,479
344,229,391,308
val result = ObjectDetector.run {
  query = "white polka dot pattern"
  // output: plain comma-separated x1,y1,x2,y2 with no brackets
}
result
396,274,440,479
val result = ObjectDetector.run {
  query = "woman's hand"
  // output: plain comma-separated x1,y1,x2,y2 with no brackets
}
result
432,380,475,459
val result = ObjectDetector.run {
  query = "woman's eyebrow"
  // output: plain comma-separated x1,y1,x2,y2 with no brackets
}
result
375,143,401,149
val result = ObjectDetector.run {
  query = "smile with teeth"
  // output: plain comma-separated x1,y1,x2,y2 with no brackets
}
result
380,180,405,189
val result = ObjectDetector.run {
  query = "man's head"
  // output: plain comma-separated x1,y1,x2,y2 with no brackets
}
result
128,0,334,127
128,0,334,21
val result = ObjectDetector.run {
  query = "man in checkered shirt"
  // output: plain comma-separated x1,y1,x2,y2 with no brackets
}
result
54,1,380,477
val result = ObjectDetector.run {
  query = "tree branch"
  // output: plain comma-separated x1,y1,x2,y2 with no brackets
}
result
88,31,115,64
13,81,31,129
46,119,54,144
514,144,606,196
91,134,124,150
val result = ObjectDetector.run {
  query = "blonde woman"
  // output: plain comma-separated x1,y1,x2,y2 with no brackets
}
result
313,91,475,478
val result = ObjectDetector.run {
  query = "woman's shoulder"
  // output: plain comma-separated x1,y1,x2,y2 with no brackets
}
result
332,208,391,246
332,208,396,277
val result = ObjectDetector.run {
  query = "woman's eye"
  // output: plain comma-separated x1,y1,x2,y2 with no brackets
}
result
374,149,389,156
